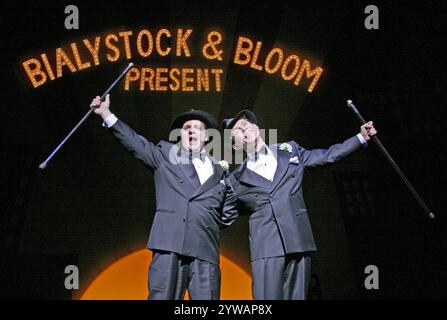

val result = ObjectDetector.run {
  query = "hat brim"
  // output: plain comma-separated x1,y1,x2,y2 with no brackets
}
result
223,110,258,130
170,110,218,132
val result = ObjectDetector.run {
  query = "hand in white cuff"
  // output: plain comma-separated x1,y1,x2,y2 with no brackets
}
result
102,114,118,128
356,133,368,145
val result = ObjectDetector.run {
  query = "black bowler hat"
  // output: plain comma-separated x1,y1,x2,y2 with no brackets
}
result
222,109,258,130
169,109,218,131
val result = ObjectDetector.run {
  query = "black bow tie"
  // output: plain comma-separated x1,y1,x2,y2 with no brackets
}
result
189,151,206,162
176,147,206,162
248,145,269,162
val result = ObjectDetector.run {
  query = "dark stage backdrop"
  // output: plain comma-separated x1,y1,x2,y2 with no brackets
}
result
1,0,446,299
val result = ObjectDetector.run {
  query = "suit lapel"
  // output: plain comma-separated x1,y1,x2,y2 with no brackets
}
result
191,163,223,199
269,148,290,192
161,162,194,198
179,163,201,190
237,162,272,188
165,145,200,198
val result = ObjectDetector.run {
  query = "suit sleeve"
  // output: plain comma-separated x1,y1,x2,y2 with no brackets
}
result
292,135,365,168
219,176,239,228
108,119,163,170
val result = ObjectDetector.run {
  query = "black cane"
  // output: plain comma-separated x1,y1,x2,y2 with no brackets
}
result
346,99,435,219
38,62,134,170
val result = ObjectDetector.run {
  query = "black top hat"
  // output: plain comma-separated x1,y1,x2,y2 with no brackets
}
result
169,109,218,131
222,109,258,130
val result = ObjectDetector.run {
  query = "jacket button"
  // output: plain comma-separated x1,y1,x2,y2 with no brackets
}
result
183,218,186,222
254,193,258,197
180,179,184,183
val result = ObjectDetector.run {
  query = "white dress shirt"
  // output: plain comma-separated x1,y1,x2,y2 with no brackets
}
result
192,155,214,184
103,113,214,184
247,146,278,182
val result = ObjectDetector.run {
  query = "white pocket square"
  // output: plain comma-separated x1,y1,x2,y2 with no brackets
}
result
220,179,226,185
289,156,299,164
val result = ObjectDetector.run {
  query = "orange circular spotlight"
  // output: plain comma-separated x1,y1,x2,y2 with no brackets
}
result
80,249,252,300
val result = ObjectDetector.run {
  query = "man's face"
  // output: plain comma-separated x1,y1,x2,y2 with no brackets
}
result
231,118,260,151
181,119,207,153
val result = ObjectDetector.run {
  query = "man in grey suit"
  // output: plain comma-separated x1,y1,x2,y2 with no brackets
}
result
90,94,238,300
223,110,377,300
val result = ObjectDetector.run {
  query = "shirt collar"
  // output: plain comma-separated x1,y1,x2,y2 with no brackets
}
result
189,149,207,162
176,147,207,162
247,144,270,162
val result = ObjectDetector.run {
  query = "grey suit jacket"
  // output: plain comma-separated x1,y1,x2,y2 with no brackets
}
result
108,119,238,264
228,136,365,261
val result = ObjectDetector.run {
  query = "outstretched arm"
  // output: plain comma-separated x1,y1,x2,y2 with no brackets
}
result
90,94,163,170
295,121,377,168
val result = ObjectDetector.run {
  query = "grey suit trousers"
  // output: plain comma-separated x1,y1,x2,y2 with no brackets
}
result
148,250,221,300
251,253,311,300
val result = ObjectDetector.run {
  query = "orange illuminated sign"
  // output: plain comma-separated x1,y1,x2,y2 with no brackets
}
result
21,28,324,93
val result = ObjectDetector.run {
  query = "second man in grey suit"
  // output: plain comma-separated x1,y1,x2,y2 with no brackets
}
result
223,110,377,300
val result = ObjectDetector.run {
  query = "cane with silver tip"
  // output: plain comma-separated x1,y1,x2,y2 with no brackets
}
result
346,99,435,219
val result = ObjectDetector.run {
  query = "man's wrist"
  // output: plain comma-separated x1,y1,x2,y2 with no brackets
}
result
102,113,118,128
356,133,368,146
100,109,112,121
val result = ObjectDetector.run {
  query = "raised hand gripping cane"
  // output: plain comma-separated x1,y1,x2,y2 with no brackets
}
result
346,99,436,219
39,62,134,170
